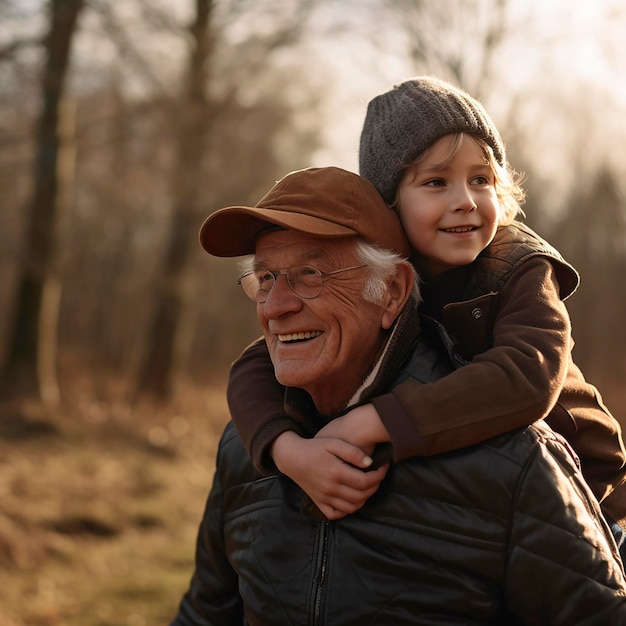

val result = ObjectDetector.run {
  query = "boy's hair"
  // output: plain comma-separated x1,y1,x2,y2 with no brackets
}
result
391,133,525,225
359,76,508,205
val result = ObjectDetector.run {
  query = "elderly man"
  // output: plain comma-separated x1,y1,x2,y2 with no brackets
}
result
171,167,626,625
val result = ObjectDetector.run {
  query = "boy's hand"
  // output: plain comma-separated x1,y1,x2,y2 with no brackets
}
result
272,431,389,520
316,403,390,453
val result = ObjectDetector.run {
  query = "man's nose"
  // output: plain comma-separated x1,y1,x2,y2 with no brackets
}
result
261,274,302,317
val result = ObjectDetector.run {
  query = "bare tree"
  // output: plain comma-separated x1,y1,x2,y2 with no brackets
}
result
0,0,84,403
551,164,626,385
377,0,512,97
136,0,317,399
136,0,215,398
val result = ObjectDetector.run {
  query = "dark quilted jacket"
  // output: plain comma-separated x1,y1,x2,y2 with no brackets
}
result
172,322,626,625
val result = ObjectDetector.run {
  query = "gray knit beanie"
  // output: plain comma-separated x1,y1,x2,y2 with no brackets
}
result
359,76,506,204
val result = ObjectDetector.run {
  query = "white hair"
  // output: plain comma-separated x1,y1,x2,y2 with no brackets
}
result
354,240,420,305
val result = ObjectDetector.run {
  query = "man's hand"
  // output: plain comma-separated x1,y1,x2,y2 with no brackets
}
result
272,431,389,520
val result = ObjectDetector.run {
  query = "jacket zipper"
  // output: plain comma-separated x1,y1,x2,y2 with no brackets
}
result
310,521,330,626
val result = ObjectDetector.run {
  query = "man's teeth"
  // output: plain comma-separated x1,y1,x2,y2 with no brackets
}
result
278,331,322,342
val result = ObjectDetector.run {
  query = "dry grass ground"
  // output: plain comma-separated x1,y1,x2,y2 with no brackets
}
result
1,370,624,626
0,377,230,626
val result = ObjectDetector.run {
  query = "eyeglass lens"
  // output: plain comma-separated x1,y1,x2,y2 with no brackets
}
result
240,265,323,302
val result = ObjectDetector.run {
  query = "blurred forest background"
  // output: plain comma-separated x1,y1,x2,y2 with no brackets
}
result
0,0,625,624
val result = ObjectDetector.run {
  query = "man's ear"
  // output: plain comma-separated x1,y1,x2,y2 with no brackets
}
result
381,261,415,330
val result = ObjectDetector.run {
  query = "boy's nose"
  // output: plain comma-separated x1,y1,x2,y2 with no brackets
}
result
454,187,477,212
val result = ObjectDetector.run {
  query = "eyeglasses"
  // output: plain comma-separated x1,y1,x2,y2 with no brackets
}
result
237,264,366,303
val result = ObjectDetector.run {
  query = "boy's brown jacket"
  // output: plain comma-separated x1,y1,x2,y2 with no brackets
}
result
376,221,626,525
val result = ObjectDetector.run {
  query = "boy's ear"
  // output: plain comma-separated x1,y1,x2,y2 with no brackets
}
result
381,261,414,330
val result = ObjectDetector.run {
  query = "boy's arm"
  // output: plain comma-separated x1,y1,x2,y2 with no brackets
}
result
227,338,302,474
340,258,571,459
377,257,570,458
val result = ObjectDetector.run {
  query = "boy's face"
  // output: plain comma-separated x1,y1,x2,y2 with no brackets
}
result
396,134,500,277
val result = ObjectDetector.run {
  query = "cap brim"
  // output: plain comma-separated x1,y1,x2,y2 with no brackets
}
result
199,206,358,257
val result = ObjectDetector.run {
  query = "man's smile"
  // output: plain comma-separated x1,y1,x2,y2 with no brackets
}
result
277,330,323,343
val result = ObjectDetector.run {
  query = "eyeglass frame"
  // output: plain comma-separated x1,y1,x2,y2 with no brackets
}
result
237,264,367,303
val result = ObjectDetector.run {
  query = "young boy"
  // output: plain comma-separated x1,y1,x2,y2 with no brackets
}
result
226,76,626,550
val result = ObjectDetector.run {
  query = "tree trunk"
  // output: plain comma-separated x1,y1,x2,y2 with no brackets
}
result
136,0,213,398
0,0,83,402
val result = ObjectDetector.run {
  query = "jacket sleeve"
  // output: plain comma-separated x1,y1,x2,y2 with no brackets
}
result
170,433,244,626
504,427,626,623
227,337,305,474
547,357,626,524
372,257,570,459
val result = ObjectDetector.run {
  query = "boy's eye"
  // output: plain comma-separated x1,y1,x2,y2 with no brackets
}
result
424,178,445,187
472,175,492,185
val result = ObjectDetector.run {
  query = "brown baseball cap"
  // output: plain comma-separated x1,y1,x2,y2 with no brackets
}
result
199,166,410,258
